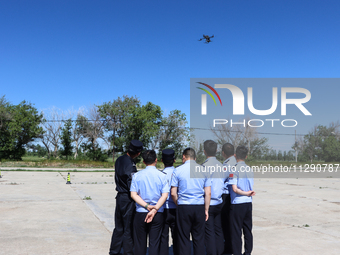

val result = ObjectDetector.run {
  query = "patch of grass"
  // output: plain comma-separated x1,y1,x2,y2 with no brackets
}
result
294,224,310,228
83,196,92,200
1,157,115,168
5,157,340,169
22,156,45,162
1,169,114,172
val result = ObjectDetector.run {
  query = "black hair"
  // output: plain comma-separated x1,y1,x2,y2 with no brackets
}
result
127,148,139,158
163,158,175,167
182,147,196,159
236,145,248,160
222,143,234,158
204,140,217,156
141,150,157,165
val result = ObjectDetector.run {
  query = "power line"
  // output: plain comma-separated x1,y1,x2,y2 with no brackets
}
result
190,127,307,136
1,119,337,138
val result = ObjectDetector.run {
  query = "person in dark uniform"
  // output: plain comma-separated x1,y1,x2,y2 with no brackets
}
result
221,143,236,255
160,149,178,255
130,150,169,255
228,146,255,255
171,148,212,255
109,139,143,255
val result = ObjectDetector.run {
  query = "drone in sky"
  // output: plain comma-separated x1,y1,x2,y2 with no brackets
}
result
198,34,214,43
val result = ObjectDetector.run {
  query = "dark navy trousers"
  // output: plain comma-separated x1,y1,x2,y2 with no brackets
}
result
176,204,206,255
109,193,135,255
230,203,253,255
133,212,164,255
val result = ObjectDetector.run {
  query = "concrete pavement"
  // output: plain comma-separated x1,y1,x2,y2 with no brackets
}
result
0,171,339,254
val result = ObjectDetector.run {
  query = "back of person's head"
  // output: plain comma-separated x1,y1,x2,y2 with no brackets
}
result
204,140,217,157
141,150,157,165
127,148,139,158
162,149,175,167
236,145,248,160
222,143,234,158
127,140,143,157
182,147,196,160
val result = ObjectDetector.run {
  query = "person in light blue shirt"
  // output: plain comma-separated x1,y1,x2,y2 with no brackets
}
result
130,150,169,255
202,140,226,255
160,149,178,255
221,142,237,255
228,146,255,255
170,148,211,255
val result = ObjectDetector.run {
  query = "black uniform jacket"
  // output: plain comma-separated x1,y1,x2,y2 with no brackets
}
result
115,154,137,193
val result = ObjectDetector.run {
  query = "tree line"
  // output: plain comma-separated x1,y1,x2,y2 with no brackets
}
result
0,95,188,161
189,119,296,164
1,94,339,163
295,122,340,162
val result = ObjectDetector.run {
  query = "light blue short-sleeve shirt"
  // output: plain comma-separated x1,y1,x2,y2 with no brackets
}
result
223,156,237,195
202,157,227,205
163,166,176,209
171,160,212,205
228,161,254,204
130,166,169,212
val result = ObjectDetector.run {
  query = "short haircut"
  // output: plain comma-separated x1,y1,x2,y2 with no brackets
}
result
222,143,234,157
163,158,175,167
141,150,157,165
236,145,248,160
204,140,217,156
127,148,139,158
182,147,196,159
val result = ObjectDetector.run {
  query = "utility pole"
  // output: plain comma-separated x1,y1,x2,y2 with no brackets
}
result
111,116,121,165
112,116,116,164
295,130,297,162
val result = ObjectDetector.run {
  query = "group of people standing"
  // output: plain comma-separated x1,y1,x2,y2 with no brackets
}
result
109,139,255,255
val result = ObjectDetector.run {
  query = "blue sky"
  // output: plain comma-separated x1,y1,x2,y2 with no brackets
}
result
1,0,340,150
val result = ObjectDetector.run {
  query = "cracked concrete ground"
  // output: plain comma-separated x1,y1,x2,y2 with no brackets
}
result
0,171,339,255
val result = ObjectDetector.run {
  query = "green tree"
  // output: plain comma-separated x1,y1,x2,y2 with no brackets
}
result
0,97,43,160
80,142,108,162
77,106,105,154
36,144,48,157
249,137,269,160
296,124,340,162
72,115,85,159
60,119,74,159
97,95,140,161
269,149,277,160
26,143,37,156
323,135,340,162
122,102,163,150
287,150,295,161
153,110,188,158
195,142,205,164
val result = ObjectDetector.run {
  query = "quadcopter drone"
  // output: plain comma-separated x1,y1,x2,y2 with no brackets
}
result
198,34,214,43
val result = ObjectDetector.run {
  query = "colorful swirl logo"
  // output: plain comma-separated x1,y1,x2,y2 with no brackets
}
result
196,82,223,106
